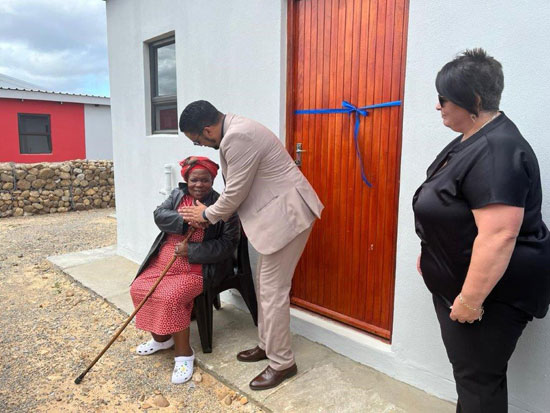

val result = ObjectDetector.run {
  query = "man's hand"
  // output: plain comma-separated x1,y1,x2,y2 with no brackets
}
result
178,207,208,229
174,240,188,257
180,200,208,223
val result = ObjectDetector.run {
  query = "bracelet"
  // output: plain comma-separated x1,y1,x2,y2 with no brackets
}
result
458,293,485,322
202,209,207,221
458,293,482,311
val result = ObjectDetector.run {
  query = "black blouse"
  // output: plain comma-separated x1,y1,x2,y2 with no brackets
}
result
413,113,550,318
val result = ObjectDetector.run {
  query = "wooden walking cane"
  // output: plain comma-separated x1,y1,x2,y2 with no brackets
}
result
75,227,196,384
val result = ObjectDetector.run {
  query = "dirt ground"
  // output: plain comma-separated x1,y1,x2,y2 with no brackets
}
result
0,209,263,412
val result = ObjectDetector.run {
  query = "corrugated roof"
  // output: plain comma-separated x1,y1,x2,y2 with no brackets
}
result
0,85,110,99
0,73,109,99
0,73,46,90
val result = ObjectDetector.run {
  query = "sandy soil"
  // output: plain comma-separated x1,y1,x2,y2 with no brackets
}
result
0,209,262,412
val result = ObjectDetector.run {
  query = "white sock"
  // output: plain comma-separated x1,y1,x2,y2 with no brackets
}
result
136,337,174,355
172,352,194,384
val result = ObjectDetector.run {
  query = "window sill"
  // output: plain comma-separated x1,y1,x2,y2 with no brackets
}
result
146,132,179,139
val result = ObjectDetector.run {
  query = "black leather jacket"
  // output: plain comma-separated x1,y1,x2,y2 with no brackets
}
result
133,183,240,291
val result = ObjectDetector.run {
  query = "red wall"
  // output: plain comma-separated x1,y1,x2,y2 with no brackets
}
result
0,98,85,163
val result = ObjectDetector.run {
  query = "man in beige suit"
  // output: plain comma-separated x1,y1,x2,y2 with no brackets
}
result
179,100,323,390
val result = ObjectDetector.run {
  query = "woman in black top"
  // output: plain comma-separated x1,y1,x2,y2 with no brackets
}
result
413,49,550,412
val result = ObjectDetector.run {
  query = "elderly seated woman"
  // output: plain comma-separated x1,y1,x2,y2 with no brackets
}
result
130,156,239,384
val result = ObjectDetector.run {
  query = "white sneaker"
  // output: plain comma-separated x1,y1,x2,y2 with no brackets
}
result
171,353,194,384
136,337,174,355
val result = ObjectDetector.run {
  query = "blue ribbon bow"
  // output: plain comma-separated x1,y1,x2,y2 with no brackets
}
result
295,100,402,187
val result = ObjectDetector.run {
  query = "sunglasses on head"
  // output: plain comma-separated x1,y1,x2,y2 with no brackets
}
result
438,95,449,106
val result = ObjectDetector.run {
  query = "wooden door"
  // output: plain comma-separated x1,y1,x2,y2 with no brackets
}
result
287,0,408,340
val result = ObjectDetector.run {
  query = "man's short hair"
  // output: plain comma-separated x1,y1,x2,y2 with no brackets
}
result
179,100,222,134
436,48,504,115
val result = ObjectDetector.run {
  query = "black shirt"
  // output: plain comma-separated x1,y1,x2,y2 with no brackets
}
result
413,113,550,318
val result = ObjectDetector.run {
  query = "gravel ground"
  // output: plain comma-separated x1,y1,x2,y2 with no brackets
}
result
0,209,263,412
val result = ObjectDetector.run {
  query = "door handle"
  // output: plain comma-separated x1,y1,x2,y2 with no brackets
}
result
295,143,306,166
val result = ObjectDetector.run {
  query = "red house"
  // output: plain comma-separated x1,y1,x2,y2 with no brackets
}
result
0,74,112,163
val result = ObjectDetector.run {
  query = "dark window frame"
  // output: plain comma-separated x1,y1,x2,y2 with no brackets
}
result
18,113,52,154
149,36,177,134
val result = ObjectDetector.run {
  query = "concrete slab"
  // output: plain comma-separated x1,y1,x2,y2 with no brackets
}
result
108,290,134,314
49,248,455,413
189,306,452,413
49,249,138,315
48,245,118,269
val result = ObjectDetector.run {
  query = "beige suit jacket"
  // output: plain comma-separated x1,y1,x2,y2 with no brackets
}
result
204,114,324,255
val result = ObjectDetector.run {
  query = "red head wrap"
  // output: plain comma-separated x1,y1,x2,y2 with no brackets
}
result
179,156,219,182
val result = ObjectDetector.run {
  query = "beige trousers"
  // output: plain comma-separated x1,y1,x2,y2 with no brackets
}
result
256,225,313,371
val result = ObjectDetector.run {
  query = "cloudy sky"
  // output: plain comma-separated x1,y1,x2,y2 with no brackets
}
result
0,0,109,96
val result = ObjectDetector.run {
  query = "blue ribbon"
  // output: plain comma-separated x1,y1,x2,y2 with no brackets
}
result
295,100,401,187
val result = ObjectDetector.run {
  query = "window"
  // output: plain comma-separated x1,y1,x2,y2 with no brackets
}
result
150,36,177,133
18,114,52,154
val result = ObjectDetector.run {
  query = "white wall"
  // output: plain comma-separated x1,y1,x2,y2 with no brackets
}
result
394,1,550,412
84,104,113,160
106,1,550,411
106,0,285,263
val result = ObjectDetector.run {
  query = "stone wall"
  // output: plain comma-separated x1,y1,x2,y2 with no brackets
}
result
0,160,115,218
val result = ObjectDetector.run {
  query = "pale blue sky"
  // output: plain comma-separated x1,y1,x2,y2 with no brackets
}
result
0,0,109,97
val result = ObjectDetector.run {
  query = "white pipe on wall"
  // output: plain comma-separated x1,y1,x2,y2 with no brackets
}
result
160,164,172,195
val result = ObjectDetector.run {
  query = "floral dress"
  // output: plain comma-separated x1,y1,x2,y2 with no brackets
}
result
130,195,204,334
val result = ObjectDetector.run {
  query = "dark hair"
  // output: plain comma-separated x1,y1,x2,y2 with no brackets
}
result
179,100,222,134
435,48,504,115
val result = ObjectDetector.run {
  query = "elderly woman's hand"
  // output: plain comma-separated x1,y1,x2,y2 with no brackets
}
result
174,240,188,257
188,221,208,230
450,294,484,324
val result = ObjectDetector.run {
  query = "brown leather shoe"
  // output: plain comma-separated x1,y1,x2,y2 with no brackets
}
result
236,346,267,362
249,364,298,390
